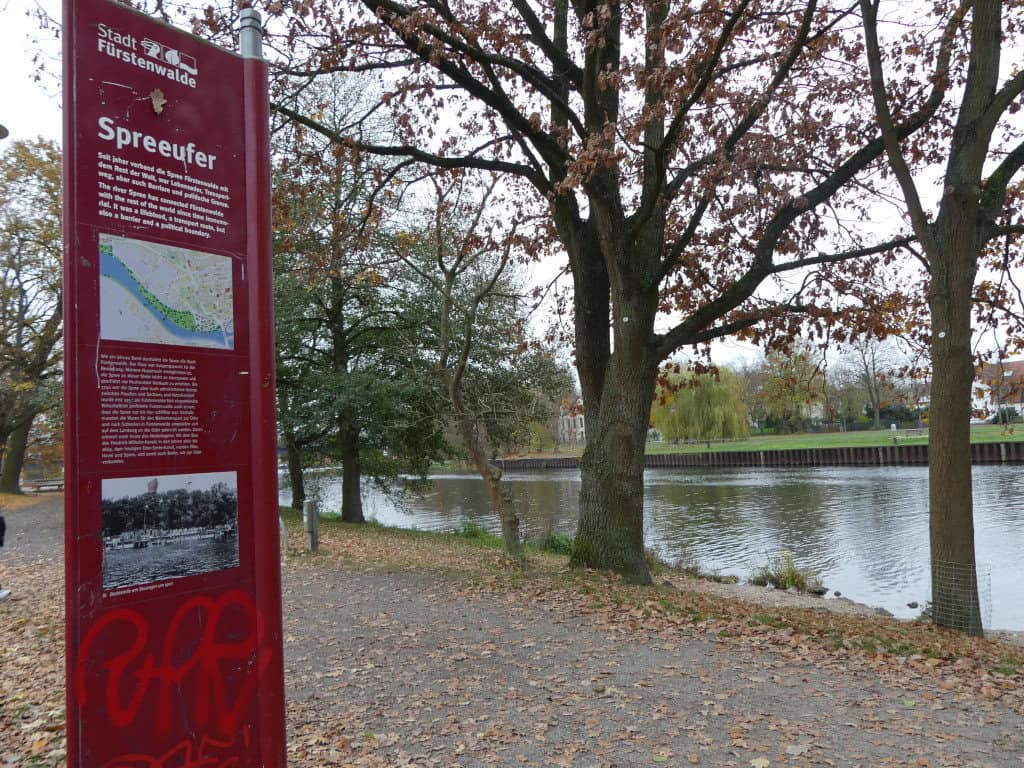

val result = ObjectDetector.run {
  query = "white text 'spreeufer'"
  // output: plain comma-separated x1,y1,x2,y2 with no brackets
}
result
97,116,217,170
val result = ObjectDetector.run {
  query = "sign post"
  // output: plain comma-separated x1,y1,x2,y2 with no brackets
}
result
62,1,285,764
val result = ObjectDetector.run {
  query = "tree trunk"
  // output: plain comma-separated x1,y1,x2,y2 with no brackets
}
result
284,431,305,512
339,416,364,524
570,309,658,584
0,418,31,494
928,235,983,635
452,403,522,560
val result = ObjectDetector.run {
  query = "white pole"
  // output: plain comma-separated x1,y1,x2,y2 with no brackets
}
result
303,500,319,552
239,8,263,60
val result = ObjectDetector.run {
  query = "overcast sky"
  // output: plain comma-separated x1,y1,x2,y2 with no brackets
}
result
102,471,238,499
1,0,62,143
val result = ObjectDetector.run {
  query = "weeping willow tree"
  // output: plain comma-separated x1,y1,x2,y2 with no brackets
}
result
652,370,750,443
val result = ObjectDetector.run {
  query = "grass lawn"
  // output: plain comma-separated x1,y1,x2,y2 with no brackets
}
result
507,423,1022,459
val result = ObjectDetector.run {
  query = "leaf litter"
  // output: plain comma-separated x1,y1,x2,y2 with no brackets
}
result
1,498,1023,766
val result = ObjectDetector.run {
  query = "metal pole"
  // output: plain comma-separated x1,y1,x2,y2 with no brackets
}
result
239,8,263,60
303,499,319,552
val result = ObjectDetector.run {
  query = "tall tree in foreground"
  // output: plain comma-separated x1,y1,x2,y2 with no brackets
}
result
205,0,953,582
861,0,1024,635
0,139,62,493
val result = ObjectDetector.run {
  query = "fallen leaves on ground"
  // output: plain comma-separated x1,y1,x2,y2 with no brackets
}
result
1,508,1022,767
0,492,52,511
0,561,66,767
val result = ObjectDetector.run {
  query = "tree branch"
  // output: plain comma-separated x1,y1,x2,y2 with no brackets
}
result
982,68,1024,133
861,0,943,253
272,103,549,189
661,0,822,207
509,0,583,90
361,0,584,154
680,303,812,348
661,0,754,159
981,138,1024,225
656,195,712,284
655,227,917,360
275,58,422,76
767,234,915,274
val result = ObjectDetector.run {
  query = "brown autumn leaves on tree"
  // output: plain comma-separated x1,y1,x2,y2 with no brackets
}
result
254,0,931,584
187,1,1023,623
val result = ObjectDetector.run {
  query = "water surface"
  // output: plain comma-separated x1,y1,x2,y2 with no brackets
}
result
102,531,240,589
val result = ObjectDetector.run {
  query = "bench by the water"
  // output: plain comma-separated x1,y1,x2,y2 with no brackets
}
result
23,479,65,493
892,428,929,442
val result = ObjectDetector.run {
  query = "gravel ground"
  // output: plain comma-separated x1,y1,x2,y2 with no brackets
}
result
3,494,1023,767
281,561,1024,767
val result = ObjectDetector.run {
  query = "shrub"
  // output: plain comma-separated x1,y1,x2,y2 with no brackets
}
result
644,547,741,585
702,571,740,585
453,521,501,546
749,552,822,593
540,532,574,555
644,547,672,574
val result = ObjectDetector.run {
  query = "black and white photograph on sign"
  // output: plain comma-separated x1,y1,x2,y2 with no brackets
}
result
101,471,239,590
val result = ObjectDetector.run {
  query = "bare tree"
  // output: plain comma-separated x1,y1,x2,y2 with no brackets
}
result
862,0,1024,634
397,171,571,559
841,337,900,429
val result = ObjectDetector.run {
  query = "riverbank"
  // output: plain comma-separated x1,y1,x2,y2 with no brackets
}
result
496,439,1024,469
305,512,1024,647
289,516,1024,660
500,423,1023,462
287,465,1022,627
3,496,1024,766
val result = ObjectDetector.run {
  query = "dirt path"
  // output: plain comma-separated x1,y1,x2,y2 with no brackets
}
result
2,494,1022,766
1,493,64,563
283,562,1023,767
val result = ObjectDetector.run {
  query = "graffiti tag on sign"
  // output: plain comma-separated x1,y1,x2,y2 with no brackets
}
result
103,734,246,768
77,591,273,734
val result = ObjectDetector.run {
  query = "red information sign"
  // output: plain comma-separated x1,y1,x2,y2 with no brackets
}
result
62,1,285,764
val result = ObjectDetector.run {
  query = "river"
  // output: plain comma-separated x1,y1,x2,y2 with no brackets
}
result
102,531,240,590
280,465,1024,630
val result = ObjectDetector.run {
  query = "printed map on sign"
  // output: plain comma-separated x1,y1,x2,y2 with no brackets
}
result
99,233,234,349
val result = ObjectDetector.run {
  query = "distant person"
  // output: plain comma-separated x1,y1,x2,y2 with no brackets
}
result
0,511,8,601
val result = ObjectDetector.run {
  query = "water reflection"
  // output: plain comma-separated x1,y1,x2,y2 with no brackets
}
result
282,465,1023,630
102,533,240,589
